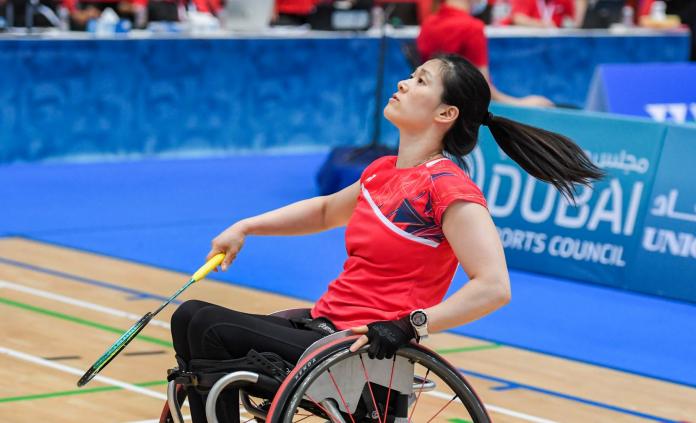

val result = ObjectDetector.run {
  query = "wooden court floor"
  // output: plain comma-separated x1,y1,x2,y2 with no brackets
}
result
0,238,694,423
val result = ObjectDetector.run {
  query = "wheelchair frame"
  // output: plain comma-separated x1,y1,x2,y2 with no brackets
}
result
161,309,491,423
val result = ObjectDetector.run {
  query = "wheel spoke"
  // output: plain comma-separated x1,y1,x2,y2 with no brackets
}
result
280,346,486,423
383,355,396,423
304,393,337,423
291,412,313,422
359,354,384,423
327,370,356,423
425,394,457,423
408,367,430,423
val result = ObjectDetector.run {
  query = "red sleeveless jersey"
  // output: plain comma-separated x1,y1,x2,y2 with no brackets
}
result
311,156,487,329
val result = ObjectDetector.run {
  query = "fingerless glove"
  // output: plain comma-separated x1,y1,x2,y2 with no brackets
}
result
365,316,416,360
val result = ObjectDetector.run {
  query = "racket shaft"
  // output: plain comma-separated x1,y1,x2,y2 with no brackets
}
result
151,279,194,316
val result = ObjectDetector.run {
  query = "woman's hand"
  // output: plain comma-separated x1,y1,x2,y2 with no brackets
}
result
517,95,554,108
207,222,248,271
349,317,415,359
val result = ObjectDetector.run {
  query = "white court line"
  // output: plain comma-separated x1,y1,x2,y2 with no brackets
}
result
0,280,171,329
0,345,169,401
1,280,252,422
0,283,554,422
126,416,258,423
1,346,262,423
426,390,559,423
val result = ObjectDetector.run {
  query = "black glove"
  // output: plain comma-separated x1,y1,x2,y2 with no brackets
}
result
365,316,416,360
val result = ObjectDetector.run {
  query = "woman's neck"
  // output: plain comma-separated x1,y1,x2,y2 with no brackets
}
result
395,129,444,169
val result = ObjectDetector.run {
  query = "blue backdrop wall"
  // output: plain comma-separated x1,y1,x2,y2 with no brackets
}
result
1,33,690,163
2,36,694,302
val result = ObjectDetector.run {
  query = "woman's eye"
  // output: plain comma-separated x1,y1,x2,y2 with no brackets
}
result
417,78,425,84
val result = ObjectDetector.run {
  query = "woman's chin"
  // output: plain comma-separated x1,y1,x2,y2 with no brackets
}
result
383,107,398,125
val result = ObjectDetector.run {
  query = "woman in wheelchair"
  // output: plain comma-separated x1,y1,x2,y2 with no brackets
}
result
169,54,603,423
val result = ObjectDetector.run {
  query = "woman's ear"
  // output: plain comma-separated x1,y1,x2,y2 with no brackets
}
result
435,105,459,124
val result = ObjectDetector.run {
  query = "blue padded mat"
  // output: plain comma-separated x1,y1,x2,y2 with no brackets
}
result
1,153,694,388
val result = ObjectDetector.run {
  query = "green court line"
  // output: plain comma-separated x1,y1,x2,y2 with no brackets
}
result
436,343,502,354
0,380,167,403
0,297,173,348
0,294,498,354
448,418,473,423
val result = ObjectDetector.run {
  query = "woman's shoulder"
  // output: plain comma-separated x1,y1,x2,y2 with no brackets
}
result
365,155,397,172
357,155,396,184
425,158,485,196
424,157,470,180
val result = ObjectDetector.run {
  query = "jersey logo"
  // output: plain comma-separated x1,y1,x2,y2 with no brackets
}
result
361,184,441,248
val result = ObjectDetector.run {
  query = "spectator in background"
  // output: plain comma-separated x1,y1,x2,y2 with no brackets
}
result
64,0,223,30
638,0,696,60
145,0,222,24
417,0,554,107
506,0,586,28
274,0,319,25
190,0,222,16
63,0,146,29
0,0,61,27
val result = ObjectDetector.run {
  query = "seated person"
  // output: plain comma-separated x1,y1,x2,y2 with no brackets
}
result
417,0,555,107
638,0,695,59
506,0,587,28
63,0,147,29
170,54,603,422
273,0,319,25
188,0,222,17
0,0,60,27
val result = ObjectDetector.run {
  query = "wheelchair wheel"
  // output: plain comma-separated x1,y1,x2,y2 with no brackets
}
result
159,383,187,423
267,336,490,423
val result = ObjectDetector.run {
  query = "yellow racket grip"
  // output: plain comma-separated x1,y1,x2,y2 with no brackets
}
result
191,253,225,282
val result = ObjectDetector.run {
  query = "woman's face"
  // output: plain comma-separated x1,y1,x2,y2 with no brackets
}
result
384,59,449,131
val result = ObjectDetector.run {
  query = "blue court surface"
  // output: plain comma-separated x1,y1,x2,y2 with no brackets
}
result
2,152,695,389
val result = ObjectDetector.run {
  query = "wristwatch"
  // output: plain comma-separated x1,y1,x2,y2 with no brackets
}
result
409,309,429,341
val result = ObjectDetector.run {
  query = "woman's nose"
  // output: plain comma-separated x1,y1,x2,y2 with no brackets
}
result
398,80,407,92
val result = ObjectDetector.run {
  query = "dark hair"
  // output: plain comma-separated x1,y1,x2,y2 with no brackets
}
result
434,54,604,201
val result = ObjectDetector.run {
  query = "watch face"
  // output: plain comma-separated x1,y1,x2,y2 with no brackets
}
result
411,311,427,326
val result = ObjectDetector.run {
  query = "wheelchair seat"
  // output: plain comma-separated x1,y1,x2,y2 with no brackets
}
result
161,308,491,423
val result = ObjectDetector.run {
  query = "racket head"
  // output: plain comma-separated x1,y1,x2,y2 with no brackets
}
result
77,312,153,387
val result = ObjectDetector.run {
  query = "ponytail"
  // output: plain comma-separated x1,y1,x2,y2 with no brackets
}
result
433,53,604,202
485,113,604,201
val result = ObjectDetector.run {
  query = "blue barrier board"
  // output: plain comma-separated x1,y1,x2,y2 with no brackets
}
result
586,63,696,123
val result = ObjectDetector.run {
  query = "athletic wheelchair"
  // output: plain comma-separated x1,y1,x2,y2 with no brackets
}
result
160,309,491,423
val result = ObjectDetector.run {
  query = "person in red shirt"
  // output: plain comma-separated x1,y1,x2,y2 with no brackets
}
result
508,0,586,27
417,0,554,107
63,0,147,29
170,54,603,422
274,0,319,25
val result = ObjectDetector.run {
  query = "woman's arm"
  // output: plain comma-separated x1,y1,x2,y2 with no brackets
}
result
478,66,554,108
426,201,511,333
208,180,360,269
511,12,553,27
349,200,511,354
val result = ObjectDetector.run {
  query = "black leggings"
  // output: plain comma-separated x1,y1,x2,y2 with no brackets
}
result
170,300,325,423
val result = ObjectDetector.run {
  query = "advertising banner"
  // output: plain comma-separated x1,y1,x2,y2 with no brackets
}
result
484,105,666,291
627,124,696,301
